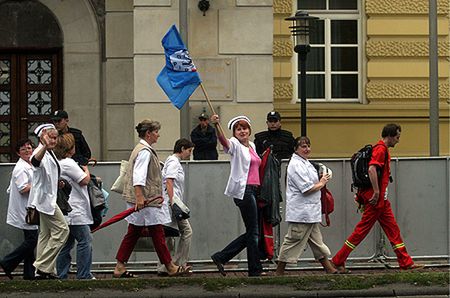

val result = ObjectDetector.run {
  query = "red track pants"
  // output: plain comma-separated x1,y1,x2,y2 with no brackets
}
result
116,224,172,265
332,200,414,269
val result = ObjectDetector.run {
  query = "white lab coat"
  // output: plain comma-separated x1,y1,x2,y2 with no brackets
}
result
6,158,38,230
223,137,255,200
28,144,60,216
162,154,185,202
285,153,322,223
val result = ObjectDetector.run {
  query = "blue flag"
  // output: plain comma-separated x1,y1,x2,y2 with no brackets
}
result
156,25,202,109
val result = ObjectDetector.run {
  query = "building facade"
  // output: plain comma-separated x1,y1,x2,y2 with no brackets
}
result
0,0,448,162
275,0,449,157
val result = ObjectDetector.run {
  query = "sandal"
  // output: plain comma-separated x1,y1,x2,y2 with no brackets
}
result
330,261,351,274
113,271,138,278
168,265,192,277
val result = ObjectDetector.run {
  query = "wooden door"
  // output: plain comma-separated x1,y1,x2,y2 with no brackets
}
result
0,51,62,162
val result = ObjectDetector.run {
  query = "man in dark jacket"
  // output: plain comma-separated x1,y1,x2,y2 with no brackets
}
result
254,111,295,161
190,113,218,160
51,110,91,166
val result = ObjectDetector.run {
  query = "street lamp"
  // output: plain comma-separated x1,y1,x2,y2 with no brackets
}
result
285,11,319,137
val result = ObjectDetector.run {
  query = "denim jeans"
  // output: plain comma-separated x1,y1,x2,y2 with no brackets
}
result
56,225,93,279
212,186,262,276
0,229,38,279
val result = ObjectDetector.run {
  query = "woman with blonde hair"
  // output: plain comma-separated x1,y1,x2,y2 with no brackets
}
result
113,119,191,278
54,133,95,279
29,124,69,279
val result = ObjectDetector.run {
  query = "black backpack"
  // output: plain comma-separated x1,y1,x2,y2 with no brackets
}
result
350,144,387,191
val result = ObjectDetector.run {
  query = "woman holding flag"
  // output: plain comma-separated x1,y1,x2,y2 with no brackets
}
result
209,114,265,277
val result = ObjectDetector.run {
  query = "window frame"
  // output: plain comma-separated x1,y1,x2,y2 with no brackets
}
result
293,2,362,103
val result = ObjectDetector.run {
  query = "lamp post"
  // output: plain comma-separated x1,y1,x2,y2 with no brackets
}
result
285,11,318,137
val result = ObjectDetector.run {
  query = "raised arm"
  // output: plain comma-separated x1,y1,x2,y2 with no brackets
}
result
210,114,230,151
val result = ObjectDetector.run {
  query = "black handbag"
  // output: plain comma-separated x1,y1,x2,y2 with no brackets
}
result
171,195,190,220
57,178,72,215
171,203,190,220
25,207,40,225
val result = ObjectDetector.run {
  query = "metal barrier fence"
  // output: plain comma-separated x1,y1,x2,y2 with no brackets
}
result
0,157,449,265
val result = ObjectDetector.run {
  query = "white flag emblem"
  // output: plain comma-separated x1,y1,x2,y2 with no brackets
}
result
169,50,197,72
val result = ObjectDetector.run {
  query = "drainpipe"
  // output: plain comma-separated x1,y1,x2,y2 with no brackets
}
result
429,0,439,156
179,1,190,139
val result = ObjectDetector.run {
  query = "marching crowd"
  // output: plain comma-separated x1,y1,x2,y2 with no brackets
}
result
0,110,423,280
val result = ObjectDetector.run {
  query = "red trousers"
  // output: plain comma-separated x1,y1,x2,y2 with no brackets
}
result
116,224,172,265
332,200,414,269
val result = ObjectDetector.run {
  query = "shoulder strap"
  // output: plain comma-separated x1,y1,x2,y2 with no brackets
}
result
48,150,61,178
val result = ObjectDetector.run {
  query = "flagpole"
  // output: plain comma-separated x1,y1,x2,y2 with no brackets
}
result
199,83,225,136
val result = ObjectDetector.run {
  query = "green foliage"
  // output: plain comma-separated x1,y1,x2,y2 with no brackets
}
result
0,272,448,293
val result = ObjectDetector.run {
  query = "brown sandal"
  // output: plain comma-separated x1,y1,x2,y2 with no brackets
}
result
168,265,192,277
113,271,138,278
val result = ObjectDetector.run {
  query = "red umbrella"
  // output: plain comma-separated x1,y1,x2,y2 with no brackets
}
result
91,196,163,233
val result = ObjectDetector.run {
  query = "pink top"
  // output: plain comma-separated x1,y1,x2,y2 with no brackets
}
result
246,147,261,186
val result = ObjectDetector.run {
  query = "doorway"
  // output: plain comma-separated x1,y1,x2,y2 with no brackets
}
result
0,51,62,162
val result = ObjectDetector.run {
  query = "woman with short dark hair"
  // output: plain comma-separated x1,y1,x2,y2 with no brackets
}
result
157,138,194,275
275,136,336,275
0,139,38,280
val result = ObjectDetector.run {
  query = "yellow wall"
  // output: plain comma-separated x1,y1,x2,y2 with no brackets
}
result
273,0,450,158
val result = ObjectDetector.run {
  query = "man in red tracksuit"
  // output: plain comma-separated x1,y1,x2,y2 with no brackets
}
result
332,124,423,272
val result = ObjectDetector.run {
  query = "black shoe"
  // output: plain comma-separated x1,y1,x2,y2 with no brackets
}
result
36,269,58,280
0,262,13,280
211,254,226,276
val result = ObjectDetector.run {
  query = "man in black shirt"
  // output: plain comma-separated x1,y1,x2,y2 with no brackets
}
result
254,111,295,161
51,110,92,166
190,113,218,160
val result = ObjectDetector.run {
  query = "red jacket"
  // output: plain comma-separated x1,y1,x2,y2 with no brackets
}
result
358,140,390,208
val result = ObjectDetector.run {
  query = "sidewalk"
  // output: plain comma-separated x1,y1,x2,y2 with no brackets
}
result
0,265,448,298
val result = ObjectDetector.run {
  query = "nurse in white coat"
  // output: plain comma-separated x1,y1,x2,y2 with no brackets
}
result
0,139,38,280
210,115,264,277
157,138,194,275
29,124,69,279
275,136,337,275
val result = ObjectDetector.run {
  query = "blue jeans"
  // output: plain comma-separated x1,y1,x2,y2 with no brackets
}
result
56,225,93,279
212,186,262,276
0,229,38,279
